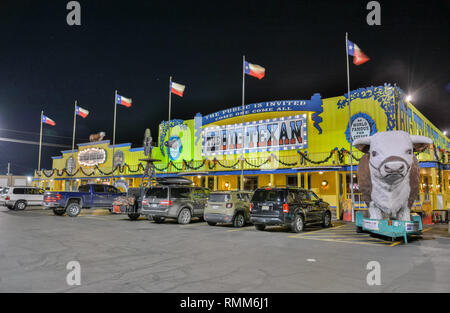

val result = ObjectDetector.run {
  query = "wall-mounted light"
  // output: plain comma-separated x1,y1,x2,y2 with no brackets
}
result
321,180,328,188
197,175,202,179
319,171,323,175
224,182,230,189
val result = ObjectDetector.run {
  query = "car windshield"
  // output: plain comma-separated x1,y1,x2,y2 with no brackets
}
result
146,187,168,199
252,189,285,202
209,193,231,202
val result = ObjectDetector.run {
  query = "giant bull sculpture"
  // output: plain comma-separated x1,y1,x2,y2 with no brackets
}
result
354,131,432,221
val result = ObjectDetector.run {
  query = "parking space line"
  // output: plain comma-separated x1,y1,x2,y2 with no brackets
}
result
288,224,347,238
291,236,393,246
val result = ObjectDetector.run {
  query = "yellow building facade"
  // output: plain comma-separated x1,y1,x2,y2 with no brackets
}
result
34,84,450,219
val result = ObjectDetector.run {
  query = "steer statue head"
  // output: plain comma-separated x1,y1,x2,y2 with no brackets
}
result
353,131,432,221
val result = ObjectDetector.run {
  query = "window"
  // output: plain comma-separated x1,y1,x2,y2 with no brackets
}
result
209,193,231,202
146,187,168,199
307,191,320,201
286,175,298,187
93,185,106,193
78,185,90,192
192,188,206,199
13,188,25,194
252,189,285,202
106,186,118,194
170,188,191,199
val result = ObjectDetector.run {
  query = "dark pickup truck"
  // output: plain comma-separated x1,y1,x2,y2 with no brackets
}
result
43,184,124,217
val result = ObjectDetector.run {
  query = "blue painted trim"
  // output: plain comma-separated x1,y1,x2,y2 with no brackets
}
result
129,147,144,152
61,149,78,154
77,140,110,147
51,156,63,159
109,143,132,148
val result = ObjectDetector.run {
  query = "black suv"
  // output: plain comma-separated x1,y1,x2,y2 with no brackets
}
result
250,187,332,232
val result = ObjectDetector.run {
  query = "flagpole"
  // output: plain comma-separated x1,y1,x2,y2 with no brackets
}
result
112,90,117,182
168,76,172,156
38,110,43,187
240,55,245,191
345,32,355,222
71,100,77,190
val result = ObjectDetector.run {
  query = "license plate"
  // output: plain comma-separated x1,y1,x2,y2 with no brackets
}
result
213,205,219,209
151,203,158,208
262,205,269,211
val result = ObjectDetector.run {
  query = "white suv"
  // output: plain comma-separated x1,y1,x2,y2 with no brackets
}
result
2,187,45,210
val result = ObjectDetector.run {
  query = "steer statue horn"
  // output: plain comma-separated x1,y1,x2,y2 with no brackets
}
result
89,132,106,142
354,131,432,221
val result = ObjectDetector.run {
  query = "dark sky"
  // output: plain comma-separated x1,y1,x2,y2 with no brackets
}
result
0,0,448,175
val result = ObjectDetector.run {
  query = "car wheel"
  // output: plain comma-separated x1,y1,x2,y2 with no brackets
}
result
153,217,165,223
53,208,65,216
128,213,140,220
233,212,245,228
178,208,192,224
356,226,364,233
66,202,81,217
207,221,217,226
255,224,266,231
291,214,305,233
322,211,332,228
14,200,27,211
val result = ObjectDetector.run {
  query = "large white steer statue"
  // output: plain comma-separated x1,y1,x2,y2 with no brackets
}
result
354,131,432,221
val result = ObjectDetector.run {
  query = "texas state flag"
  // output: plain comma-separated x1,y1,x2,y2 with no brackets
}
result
116,94,132,107
76,106,89,118
244,61,265,79
171,82,185,97
347,40,370,65
42,115,56,126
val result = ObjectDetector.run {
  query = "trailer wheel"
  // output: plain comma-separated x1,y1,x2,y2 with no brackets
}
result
128,213,140,220
66,202,81,217
356,226,364,233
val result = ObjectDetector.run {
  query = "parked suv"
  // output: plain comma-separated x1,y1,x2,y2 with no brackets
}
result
141,185,210,224
2,187,45,210
250,187,331,233
204,191,252,227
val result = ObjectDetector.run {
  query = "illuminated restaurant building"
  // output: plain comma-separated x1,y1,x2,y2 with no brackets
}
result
34,84,450,219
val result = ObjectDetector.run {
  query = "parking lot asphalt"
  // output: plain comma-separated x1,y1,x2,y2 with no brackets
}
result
1,206,449,292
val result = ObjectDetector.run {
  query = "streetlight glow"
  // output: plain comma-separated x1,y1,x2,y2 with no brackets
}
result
406,95,412,102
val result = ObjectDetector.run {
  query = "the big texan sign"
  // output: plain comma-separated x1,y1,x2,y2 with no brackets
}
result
202,115,307,156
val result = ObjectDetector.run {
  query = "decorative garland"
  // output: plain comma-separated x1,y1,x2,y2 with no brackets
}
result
272,154,297,167
183,159,206,170
297,150,335,164
244,157,270,168
41,144,448,178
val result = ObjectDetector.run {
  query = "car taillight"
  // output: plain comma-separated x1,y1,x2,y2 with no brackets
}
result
160,200,173,206
226,203,232,208
283,203,289,213
5,196,10,201
249,203,252,212
142,200,149,206
56,194,61,200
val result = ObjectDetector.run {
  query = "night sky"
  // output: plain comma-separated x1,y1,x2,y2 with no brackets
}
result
0,0,448,175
